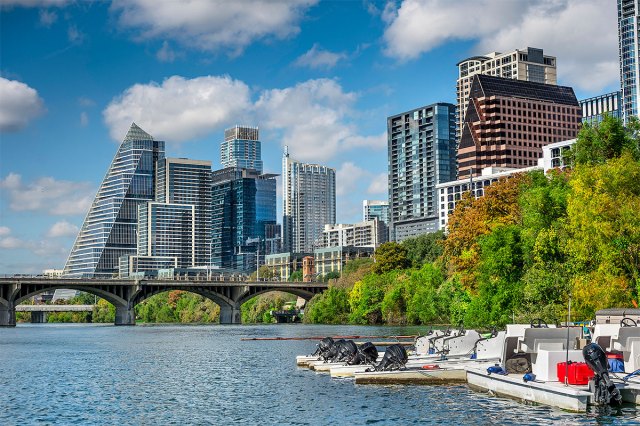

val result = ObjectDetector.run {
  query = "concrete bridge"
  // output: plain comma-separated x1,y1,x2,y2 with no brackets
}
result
0,277,328,326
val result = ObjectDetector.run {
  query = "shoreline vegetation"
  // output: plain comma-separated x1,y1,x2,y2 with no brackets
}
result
18,116,640,327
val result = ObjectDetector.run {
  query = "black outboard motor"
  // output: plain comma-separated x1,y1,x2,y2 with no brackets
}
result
336,340,358,362
325,339,346,362
347,342,379,365
313,337,334,359
583,343,623,406
369,344,408,372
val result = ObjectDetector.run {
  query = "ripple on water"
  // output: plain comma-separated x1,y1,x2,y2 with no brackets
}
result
1,324,639,425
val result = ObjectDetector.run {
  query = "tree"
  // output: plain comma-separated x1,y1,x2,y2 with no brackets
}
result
323,271,340,282
304,286,350,324
572,114,640,166
372,242,409,274
288,270,303,282
402,231,445,268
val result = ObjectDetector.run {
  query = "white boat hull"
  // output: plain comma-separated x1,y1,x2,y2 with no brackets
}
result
466,367,592,412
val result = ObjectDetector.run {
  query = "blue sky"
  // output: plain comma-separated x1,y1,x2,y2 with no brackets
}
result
0,0,620,274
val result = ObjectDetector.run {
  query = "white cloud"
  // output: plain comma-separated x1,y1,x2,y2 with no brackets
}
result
156,40,180,62
382,0,618,91
0,226,11,237
111,0,318,55
67,25,84,44
343,132,387,150
0,77,45,132
367,173,388,195
46,220,79,237
77,96,95,107
336,162,369,196
0,236,26,249
38,9,57,27
103,75,252,142
0,173,95,216
79,111,88,126
294,44,347,69
256,78,382,161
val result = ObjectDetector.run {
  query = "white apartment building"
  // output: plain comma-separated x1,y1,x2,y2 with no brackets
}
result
322,219,383,248
457,47,557,140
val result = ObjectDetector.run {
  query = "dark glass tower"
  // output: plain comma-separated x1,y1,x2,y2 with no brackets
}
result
63,123,165,277
210,168,277,272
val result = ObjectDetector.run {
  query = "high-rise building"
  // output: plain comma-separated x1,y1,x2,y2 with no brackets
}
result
137,202,195,268
156,158,212,266
618,0,639,124
387,103,457,242
363,200,389,243
580,91,622,125
221,125,263,173
282,148,336,253
211,167,277,272
63,123,164,277
457,47,557,142
458,75,581,178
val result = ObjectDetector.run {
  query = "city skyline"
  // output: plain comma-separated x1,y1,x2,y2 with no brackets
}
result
0,1,622,273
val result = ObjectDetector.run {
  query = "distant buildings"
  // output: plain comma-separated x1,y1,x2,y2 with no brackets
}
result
221,125,263,173
387,103,457,241
211,167,277,272
156,158,212,266
282,147,336,253
64,123,165,278
457,47,557,140
363,200,389,243
322,219,384,248
618,0,640,124
458,74,581,178
579,91,621,125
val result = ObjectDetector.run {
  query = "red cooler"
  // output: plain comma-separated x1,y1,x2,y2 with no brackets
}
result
557,361,595,385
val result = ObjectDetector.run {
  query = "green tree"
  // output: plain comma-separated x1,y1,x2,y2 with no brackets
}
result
572,114,640,166
372,242,409,274
288,270,303,282
402,231,445,268
304,286,350,324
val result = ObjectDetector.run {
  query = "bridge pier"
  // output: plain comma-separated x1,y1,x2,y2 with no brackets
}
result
31,311,47,323
0,303,16,327
219,303,241,324
114,305,136,326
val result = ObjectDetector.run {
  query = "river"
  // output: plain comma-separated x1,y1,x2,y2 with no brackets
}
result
1,323,639,425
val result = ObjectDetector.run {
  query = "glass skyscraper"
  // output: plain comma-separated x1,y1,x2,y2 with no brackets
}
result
387,103,457,241
63,123,164,277
210,167,277,272
363,200,389,243
221,126,263,173
579,91,621,125
282,148,336,253
619,0,639,124
156,158,212,266
137,202,195,268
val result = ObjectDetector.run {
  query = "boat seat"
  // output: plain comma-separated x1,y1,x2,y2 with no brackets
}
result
517,328,581,354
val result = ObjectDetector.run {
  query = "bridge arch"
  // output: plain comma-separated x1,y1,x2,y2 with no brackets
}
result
236,287,319,307
13,285,128,309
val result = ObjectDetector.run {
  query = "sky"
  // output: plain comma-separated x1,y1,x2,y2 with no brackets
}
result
0,0,621,274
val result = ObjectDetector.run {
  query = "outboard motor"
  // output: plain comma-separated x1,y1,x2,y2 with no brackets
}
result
348,342,378,365
325,339,346,362
583,343,622,406
336,340,358,362
369,344,408,372
313,337,334,359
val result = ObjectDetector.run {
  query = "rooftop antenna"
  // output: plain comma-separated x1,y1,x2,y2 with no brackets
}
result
284,145,289,157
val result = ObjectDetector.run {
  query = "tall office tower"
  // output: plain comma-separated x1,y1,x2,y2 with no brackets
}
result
363,200,389,243
137,202,195,268
619,0,640,124
459,74,581,178
63,123,164,277
156,158,212,266
387,103,457,241
211,168,277,271
457,48,557,148
282,148,336,253
221,125,263,173
580,91,622,125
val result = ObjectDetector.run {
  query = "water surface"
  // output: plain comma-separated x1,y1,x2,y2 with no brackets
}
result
2,324,639,425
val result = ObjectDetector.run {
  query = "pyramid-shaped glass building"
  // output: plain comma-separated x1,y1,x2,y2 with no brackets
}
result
63,123,165,277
